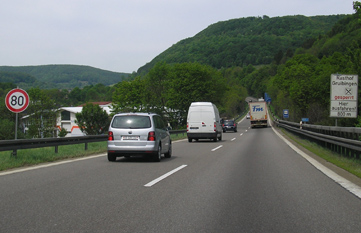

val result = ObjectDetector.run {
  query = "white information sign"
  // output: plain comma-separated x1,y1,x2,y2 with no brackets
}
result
330,74,358,118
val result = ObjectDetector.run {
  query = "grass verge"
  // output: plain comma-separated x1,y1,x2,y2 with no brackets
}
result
279,128,361,179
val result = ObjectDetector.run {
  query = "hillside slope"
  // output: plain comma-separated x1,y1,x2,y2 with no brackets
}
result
137,14,347,74
0,65,130,89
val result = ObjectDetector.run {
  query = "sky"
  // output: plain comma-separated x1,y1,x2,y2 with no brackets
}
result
0,0,355,73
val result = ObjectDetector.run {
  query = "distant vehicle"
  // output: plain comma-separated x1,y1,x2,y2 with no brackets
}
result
222,120,237,132
249,101,268,128
187,102,222,142
107,112,172,162
246,112,250,119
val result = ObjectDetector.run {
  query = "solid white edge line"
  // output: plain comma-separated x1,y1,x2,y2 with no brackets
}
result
211,145,223,152
144,165,187,187
0,153,107,176
271,125,361,199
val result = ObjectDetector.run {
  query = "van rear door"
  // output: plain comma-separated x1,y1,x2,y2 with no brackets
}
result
188,110,215,133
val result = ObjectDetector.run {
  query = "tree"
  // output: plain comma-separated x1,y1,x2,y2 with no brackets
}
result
26,88,57,138
112,76,147,113
75,103,110,135
166,62,227,126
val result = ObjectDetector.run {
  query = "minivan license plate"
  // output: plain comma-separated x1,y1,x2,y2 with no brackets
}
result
122,136,139,140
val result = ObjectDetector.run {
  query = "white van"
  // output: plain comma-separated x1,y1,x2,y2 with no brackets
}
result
187,102,222,142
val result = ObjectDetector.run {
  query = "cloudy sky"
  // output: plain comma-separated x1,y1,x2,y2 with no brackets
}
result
1,0,355,73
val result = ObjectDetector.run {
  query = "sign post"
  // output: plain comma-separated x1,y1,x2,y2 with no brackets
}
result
283,109,289,119
330,74,358,121
5,88,30,140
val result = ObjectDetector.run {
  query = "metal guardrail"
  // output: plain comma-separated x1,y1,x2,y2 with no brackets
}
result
0,130,187,156
274,119,361,158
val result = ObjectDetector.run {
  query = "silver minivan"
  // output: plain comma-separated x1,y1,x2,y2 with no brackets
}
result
107,112,172,162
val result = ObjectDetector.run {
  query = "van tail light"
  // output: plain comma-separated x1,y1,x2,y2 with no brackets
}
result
108,131,114,141
187,122,189,132
148,131,156,141
214,122,217,132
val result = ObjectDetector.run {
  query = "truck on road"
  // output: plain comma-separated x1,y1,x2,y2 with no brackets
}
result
249,100,268,128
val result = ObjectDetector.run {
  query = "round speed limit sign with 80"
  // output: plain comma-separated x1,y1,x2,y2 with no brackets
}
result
5,88,30,113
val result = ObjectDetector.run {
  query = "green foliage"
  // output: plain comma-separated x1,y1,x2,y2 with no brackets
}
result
138,15,346,74
75,103,110,135
58,128,68,137
112,62,227,128
112,77,147,113
0,65,130,89
26,88,57,138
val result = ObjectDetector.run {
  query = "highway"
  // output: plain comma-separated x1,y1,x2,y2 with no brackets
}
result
1,119,361,232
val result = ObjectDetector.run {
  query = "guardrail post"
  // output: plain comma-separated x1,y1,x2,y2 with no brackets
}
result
12,149,17,157
55,146,58,153
85,143,88,151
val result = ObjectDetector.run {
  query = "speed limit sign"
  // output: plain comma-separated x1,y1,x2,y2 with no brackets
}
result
5,88,30,113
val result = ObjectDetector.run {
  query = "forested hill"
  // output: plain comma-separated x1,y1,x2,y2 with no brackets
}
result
0,65,130,90
137,14,347,74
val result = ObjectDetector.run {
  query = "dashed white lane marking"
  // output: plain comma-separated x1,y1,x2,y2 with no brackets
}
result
211,145,223,151
144,165,187,187
231,138,236,141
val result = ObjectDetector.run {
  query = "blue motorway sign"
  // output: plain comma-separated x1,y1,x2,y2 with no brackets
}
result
283,109,289,118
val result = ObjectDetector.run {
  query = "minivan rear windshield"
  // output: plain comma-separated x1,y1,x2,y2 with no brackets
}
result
111,115,151,129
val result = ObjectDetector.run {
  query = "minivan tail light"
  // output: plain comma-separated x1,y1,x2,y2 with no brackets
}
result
108,131,114,141
214,122,217,132
148,131,156,141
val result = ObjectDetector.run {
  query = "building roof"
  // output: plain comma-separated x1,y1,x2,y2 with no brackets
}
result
60,106,112,114
77,102,112,107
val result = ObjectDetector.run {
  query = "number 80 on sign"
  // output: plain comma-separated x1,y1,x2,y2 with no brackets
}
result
5,88,30,113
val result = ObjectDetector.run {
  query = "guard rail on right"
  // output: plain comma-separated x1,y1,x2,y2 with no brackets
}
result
274,119,361,159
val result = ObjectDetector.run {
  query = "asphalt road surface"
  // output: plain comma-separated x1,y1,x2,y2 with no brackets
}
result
1,119,361,232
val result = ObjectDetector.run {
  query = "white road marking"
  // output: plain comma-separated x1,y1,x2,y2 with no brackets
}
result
0,153,107,176
240,133,243,136
211,145,223,151
271,126,361,199
144,165,187,187
231,138,236,141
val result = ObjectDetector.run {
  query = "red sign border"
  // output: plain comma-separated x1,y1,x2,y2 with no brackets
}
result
5,88,30,113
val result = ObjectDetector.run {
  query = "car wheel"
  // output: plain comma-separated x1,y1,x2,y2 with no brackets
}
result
164,141,172,158
188,138,192,143
213,137,217,142
218,134,222,141
154,145,162,162
107,153,116,162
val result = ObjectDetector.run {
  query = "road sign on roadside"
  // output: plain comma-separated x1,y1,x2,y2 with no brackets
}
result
283,109,289,118
5,88,30,113
5,88,30,141
330,74,358,118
